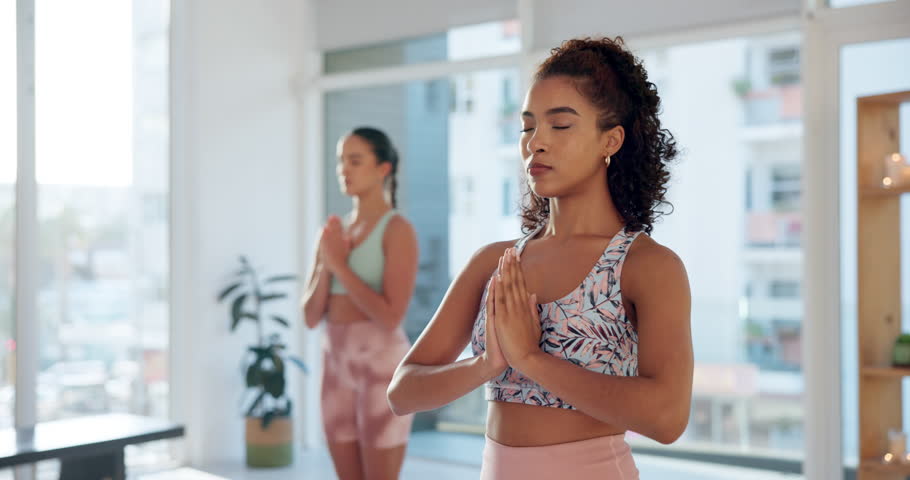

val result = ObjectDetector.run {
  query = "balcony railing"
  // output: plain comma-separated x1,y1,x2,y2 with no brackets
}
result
742,85,801,126
746,211,801,247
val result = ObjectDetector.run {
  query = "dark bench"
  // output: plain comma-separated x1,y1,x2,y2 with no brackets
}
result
0,413,185,480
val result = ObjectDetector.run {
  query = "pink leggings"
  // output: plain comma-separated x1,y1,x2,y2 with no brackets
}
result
480,434,639,479
320,321,413,449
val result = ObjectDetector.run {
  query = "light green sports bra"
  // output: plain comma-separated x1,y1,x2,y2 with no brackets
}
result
330,210,397,295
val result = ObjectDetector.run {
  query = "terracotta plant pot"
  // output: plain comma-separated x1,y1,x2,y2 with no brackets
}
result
245,416,293,467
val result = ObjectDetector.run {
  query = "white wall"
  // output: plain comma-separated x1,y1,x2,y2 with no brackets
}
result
170,0,304,466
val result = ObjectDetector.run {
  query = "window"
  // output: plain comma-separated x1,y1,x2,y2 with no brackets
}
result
502,177,515,217
767,47,800,86
324,33,523,440
500,75,520,145
770,280,800,298
638,31,805,457
741,38,802,126
0,0,16,431
745,168,753,211
325,67,522,343
33,0,171,470
324,20,521,74
830,0,896,6
771,165,801,211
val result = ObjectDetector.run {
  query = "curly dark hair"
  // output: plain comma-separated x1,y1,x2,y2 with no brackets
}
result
520,36,677,235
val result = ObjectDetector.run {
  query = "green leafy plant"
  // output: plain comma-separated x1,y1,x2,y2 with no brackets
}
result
731,76,752,98
216,256,306,429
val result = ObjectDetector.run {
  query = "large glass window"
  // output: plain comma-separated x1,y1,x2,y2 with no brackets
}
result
0,0,16,432
829,0,897,7
324,26,523,437
324,20,521,74
33,0,170,469
635,31,805,456
325,68,522,432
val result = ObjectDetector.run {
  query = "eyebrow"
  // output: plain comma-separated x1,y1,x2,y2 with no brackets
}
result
521,106,581,118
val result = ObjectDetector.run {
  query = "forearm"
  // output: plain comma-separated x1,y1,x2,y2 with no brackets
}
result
387,355,502,416
301,264,331,329
331,265,401,329
517,352,687,444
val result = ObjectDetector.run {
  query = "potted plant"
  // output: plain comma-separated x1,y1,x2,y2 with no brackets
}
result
216,256,306,468
894,333,910,367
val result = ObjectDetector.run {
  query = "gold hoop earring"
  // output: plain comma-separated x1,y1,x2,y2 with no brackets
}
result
605,156,611,168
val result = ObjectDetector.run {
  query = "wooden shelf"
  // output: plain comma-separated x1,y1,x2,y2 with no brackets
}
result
856,90,909,480
862,366,910,378
860,186,910,197
861,458,910,475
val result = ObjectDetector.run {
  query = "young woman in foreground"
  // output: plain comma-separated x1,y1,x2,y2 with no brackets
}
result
388,37,693,479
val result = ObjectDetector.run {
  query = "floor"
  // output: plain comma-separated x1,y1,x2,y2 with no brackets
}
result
152,432,804,480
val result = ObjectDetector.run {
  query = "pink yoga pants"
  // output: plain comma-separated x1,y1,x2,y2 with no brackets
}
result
480,434,640,479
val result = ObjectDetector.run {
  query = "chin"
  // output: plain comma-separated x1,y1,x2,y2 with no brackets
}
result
528,181,560,199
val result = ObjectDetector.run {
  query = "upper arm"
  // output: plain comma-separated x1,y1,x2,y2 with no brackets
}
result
381,216,419,323
627,244,693,396
401,241,512,367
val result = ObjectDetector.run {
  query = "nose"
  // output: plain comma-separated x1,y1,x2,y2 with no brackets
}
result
526,130,547,154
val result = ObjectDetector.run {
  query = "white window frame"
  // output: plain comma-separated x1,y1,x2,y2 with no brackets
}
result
15,0,38,464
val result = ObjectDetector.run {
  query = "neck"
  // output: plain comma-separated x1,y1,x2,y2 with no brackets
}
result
352,186,392,222
543,174,624,240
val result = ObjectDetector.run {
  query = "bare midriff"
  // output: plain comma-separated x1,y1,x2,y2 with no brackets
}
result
486,401,625,447
326,294,370,324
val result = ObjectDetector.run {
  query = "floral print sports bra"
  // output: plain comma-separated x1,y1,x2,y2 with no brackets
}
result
470,225,642,409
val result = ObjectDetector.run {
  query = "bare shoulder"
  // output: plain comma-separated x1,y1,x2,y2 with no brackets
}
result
464,239,515,278
623,233,689,296
386,213,416,236
382,213,418,249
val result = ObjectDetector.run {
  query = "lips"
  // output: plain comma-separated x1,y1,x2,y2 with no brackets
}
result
527,162,552,177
